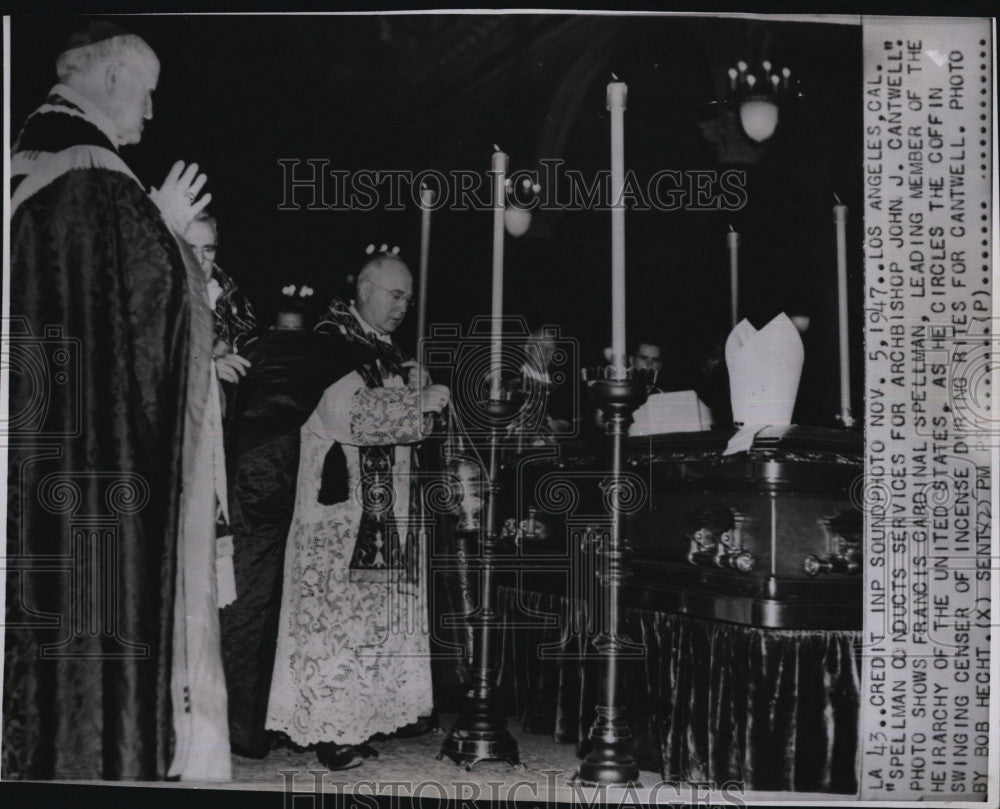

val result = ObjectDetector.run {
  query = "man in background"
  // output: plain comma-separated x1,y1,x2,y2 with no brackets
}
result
631,340,665,392
184,211,257,386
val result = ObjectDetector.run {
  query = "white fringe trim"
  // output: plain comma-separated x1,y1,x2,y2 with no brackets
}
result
11,144,142,216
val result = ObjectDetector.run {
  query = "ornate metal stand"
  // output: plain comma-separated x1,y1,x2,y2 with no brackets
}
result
573,377,647,787
439,397,523,770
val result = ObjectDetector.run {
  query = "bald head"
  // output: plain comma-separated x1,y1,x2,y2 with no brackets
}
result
356,256,413,335
56,34,159,146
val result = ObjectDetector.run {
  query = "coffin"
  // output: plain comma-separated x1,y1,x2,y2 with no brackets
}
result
497,425,862,630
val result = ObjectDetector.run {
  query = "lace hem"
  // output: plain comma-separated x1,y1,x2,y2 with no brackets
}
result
265,704,432,748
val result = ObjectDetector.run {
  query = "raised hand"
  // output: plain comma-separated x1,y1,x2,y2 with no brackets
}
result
150,160,212,235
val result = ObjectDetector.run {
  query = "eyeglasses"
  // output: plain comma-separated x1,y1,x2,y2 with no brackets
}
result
368,280,414,309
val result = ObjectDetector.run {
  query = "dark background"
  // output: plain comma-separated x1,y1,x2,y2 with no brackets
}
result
10,13,864,424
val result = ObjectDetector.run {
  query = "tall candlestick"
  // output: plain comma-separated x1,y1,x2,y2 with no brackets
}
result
834,196,853,425
416,187,434,347
490,148,508,399
607,80,628,379
727,226,739,329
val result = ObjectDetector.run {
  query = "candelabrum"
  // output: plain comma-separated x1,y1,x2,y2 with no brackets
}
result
724,60,801,143
439,394,525,770
572,372,648,787
504,175,542,238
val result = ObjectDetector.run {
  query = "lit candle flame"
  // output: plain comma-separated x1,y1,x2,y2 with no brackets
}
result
611,72,619,81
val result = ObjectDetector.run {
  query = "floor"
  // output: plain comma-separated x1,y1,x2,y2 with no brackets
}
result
221,716,831,804
227,715,668,800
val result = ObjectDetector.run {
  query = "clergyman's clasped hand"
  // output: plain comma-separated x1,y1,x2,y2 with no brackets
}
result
420,384,450,414
213,339,251,384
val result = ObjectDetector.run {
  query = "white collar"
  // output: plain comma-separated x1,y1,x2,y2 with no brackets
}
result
50,84,121,151
206,276,223,308
350,304,392,344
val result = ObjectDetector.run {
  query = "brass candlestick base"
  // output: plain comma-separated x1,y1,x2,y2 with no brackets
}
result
572,376,646,787
440,396,524,771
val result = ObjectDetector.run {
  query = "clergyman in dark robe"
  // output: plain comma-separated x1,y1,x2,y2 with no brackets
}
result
4,23,226,780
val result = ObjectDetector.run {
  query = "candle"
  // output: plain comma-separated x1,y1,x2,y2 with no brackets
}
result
416,186,433,348
782,66,791,90
833,195,852,425
607,79,628,379
728,67,738,92
490,147,508,399
727,226,739,329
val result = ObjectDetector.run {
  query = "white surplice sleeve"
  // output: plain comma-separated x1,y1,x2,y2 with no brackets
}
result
306,370,431,446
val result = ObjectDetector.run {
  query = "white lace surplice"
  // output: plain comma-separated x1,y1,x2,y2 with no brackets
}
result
266,371,432,746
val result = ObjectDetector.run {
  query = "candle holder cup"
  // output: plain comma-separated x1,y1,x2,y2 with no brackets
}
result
582,366,658,398
571,372,647,787
834,411,857,429
439,392,526,771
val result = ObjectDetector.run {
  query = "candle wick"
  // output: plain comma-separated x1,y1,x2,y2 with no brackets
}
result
834,193,842,205
494,144,501,152
729,224,734,232
611,72,619,81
